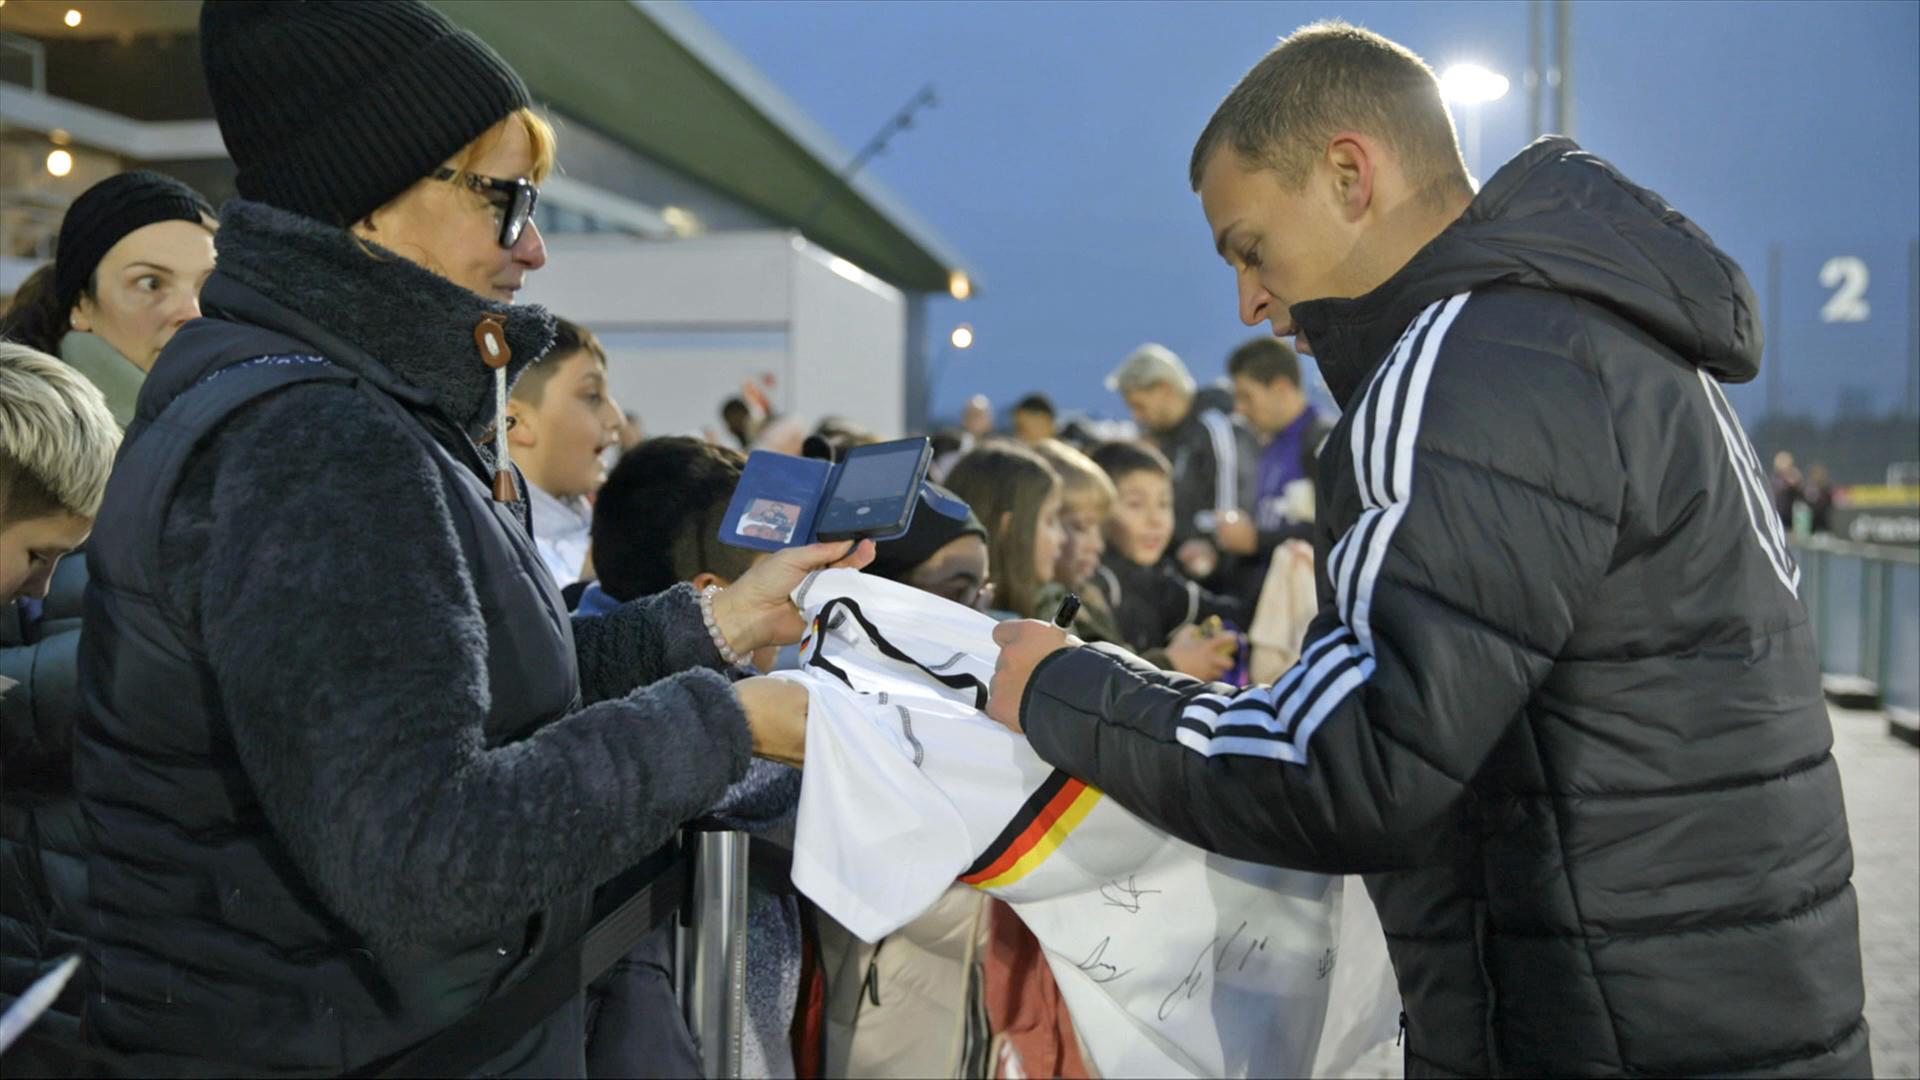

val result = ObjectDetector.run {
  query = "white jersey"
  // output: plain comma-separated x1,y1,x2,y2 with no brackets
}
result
778,569,1398,1078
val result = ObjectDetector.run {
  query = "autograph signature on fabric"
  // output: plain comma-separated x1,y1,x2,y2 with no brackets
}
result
1158,921,1270,1020
1074,937,1135,984
1099,875,1163,914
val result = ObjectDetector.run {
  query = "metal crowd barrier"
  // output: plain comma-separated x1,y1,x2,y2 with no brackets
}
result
1793,534,1920,718
679,829,752,1079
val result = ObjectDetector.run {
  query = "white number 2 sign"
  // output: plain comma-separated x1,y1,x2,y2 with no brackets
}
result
1818,256,1870,323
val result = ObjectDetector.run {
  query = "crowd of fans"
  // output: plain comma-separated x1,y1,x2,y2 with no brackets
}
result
0,3,1320,1073
1771,449,1837,536
0,4,1872,1078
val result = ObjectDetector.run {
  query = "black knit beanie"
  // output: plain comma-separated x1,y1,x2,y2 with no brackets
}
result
870,484,989,582
199,0,531,228
55,170,214,318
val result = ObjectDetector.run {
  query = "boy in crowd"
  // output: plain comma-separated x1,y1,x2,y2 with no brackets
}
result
1086,440,1245,680
576,435,796,1078
1010,393,1057,444
581,436,779,666
1105,342,1257,584
506,317,623,586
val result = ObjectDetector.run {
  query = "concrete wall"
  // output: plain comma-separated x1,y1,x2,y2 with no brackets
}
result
519,231,905,440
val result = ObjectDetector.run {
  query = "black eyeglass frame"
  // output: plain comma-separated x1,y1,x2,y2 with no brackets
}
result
433,168,539,249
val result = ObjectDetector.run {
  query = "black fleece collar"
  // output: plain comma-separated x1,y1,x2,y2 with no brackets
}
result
205,198,556,441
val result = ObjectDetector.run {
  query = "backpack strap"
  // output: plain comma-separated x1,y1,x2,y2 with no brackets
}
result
115,353,354,613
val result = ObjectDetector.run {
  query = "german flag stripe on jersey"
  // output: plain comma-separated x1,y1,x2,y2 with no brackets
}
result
958,769,1103,890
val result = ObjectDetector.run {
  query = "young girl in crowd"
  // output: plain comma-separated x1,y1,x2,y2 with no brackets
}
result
1088,440,1246,680
506,317,623,585
1031,439,1243,680
0,170,216,428
941,441,1066,621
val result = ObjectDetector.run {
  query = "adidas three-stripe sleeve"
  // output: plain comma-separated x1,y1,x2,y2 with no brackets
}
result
1020,293,1625,874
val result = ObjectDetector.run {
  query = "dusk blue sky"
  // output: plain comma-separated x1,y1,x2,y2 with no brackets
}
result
691,0,1920,427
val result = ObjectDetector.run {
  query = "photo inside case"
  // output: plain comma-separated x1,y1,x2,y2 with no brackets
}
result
719,452,831,553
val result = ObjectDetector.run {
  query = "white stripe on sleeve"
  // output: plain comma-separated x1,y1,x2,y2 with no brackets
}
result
1697,369,1800,595
1177,293,1471,766
1200,408,1240,513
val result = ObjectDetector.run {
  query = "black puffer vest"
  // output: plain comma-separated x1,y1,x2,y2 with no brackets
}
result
75,282,581,1073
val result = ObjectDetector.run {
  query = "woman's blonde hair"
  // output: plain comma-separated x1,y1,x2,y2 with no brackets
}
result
449,106,558,186
0,340,121,523
944,441,1061,619
358,107,557,263
1030,438,1116,519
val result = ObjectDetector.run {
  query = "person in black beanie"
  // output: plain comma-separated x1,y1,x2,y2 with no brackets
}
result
72,2,869,1076
0,170,215,426
869,482,993,610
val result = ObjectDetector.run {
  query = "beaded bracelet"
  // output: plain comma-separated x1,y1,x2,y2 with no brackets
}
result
699,584,744,666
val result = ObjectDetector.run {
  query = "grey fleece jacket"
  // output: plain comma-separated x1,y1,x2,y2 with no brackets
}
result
151,199,752,949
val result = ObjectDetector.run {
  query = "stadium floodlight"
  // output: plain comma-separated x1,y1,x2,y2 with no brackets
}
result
1439,64,1510,105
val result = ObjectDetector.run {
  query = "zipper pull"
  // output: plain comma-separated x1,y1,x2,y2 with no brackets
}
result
1397,1009,1408,1047
863,956,881,1007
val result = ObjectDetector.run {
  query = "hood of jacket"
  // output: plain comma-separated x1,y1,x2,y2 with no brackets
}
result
1294,136,1762,406
138,198,555,443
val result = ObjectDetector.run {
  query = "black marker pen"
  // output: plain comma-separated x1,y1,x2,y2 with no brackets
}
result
1053,593,1081,628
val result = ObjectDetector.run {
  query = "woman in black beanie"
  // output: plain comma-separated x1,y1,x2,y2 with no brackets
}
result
0,170,215,427
72,2,867,1075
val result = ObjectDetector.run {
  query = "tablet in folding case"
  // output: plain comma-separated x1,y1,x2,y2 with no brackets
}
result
719,436,934,552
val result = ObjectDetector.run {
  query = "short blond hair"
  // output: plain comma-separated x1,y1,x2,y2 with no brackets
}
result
1031,439,1115,517
0,341,121,523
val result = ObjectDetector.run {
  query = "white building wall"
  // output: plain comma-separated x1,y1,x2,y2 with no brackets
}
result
519,231,905,440
788,241,907,437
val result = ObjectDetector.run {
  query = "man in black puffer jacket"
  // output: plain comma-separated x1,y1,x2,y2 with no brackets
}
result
988,22,1867,1078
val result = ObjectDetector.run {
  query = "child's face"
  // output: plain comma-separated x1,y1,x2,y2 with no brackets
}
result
0,510,92,603
1108,471,1173,566
509,350,622,498
1055,497,1107,587
1032,490,1066,587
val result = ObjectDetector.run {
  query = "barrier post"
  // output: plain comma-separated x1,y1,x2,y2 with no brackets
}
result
683,830,751,1079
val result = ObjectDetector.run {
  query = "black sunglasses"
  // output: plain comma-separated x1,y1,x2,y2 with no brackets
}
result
434,168,539,249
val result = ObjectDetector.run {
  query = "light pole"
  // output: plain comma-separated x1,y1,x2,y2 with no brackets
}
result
1439,63,1511,182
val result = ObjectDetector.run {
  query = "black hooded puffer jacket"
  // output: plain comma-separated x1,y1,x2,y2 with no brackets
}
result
1020,138,1867,1076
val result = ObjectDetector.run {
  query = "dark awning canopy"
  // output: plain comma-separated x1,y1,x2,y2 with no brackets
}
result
430,0,974,295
